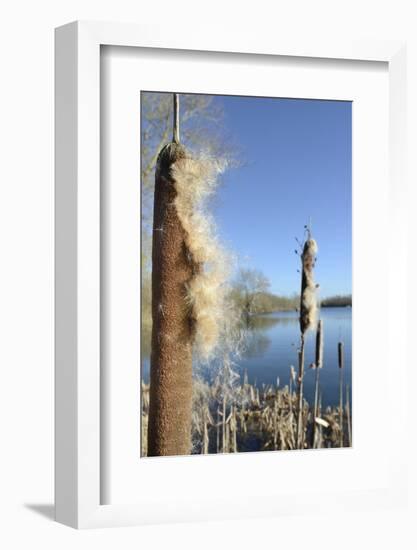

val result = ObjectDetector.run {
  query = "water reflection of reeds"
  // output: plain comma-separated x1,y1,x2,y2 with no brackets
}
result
247,313,298,330
141,310,351,409
242,313,298,359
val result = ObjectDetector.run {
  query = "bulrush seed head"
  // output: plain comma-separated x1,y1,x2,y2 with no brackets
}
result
299,238,319,334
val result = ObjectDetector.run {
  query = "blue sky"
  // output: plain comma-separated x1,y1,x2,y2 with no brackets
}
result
211,95,352,298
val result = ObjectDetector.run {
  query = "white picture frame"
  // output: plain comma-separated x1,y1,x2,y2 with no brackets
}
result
55,21,407,529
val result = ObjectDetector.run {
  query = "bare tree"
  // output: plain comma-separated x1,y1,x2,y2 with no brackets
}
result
233,268,271,319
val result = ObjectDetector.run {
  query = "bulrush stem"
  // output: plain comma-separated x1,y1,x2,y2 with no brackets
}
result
202,407,209,454
346,384,352,447
216,407,220,453
296,336,305,449
312,319,323,447
338,341,345,447
289,366,295,419
232,406,238,452
317,390,323,448
173,93,180,144
222,394,227,453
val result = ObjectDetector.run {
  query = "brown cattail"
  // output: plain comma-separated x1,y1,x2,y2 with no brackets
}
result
315,319,324,370
338,341,344,447
299,238,318,334
147,137,195,456
147,94,197,456
314,319,324,415
147,94,229,456
312,319,324,447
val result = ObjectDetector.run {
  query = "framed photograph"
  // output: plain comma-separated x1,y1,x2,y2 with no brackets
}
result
55,21,407,528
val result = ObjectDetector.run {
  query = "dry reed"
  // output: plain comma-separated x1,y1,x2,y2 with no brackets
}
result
141,359,350,456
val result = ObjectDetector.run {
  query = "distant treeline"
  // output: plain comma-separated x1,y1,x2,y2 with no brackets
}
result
229,287,298,316
230,291,352,314
230,287,352,316
320,294,352,308
250,292,298,313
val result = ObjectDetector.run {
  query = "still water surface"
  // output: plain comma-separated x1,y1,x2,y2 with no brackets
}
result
142,307,352,408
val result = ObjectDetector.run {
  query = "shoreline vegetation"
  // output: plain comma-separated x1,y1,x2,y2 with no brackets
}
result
229,289,352,316
141,365,352,456
320,294,352,308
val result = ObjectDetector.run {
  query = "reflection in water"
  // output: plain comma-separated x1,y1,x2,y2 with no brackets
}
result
243,332,272,359
247,314,298,330
242,313,299,359
238,308,352,407
141,307,352,408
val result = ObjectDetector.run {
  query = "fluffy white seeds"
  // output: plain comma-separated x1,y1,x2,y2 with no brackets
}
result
171,155,230,359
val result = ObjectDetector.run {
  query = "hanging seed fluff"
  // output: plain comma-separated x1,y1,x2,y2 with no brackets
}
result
172,153,229,359
299,238,319,334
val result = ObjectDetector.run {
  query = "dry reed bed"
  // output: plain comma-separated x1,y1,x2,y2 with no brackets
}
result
141,368,352,456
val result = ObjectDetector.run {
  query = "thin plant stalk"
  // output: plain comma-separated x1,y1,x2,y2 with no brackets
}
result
317,389,323,448
338,341,344,447
202,407,209,454
231,406,238,452
346,384,352,447
225,422,230,453
289,365,295,419
216,407,220,453
314,320,324,417
273,396,278,450
222,394,226,453
312,319,324,447
173,93,180,144
313,368,320,448
296,338,305,449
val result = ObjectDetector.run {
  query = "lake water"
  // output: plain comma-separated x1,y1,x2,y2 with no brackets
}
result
236,307,352,407
142,307,352,408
